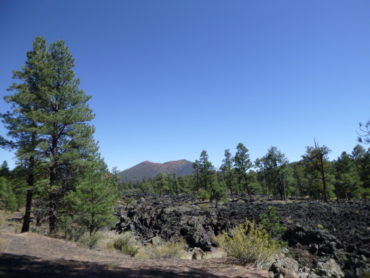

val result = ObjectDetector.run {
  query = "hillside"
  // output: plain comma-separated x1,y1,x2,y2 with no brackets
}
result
119,160,193,182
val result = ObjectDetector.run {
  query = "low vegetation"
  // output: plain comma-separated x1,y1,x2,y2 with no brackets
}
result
78,231,140,257
259,206,286,238
77,230,186,259
136,241,187,260
112,232,140,257
215,219,280,269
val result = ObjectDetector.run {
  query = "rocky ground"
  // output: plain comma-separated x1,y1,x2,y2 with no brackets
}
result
116,194,370,277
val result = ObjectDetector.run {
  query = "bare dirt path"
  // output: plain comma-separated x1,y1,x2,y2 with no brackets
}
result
0,231,268,278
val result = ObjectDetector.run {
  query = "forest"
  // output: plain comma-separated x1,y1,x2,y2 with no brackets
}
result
120,143,370,203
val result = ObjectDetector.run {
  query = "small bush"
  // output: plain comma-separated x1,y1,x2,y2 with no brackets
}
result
215,219,279,268
59,215,86,241
259,206,286,238
113,232,140,256
195,188,210,201
77,230,140,256
79,232,104,249
136,241,186,259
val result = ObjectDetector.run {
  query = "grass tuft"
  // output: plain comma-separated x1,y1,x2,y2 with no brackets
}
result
136,241,187,259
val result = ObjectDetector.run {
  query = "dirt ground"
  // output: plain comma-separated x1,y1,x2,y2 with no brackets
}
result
0,231,268,278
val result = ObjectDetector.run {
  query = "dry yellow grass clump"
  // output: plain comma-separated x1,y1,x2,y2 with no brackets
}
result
78,231,187,260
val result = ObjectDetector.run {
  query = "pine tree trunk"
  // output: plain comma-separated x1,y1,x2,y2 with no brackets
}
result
49,164,58,234
21,156,34,233
49,134,58,234
319,154,328,202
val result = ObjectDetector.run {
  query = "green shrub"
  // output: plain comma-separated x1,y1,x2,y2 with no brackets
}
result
59,215,86,241
259,206,286,237
136,241,186,259
79,232,104,249
215,219,280,268
0,177,17,212
195,188,210,201
113,232,140,256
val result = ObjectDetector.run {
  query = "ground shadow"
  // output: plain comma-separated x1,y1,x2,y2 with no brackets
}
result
0,253,266,278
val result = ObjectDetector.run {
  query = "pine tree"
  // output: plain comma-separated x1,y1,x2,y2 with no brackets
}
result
334,152,362,199
0,177,17,211
233,143,252,194
154,173,170,194
209,176,228,206
0,161,10,178
2,37,97,234
34,39,96,233
351,145,370,197
193,150,216,199
1,37,48,231
220,149,235,194
255,147,288,200
302,142,333,202
65,170,118,236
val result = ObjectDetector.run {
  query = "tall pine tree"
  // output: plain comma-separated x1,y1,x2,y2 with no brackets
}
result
220,149,235,194
1,37,48,232
2,37,97,234
233,143,252,194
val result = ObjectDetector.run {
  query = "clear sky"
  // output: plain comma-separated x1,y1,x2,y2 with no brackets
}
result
0,0,369,171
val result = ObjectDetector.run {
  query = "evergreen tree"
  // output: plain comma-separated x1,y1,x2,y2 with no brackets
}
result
168,173,179,194
33,38,96,233
139,179,154,193
255,147,288,200
0,177,17,211
1,37,49,232
220,149,235,194
302,142,333,201
193,150,216,199
177,175,193,193
351,145,370,197
199,150,215,192
2,37,97,233
334,152,361,199
0,161,10,178
233,143,252,194
209,175,228,206
154,173,170,194
247,170,264,194
291,162,308,197
65,170,118,236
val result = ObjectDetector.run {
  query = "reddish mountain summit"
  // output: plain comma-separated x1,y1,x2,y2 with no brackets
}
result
119,159,193,182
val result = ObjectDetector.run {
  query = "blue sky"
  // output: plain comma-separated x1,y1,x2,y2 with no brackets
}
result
1,0,369,171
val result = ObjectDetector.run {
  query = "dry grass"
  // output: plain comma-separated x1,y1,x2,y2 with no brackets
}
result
136,241,187,260
0,209,22,233
78,231,141,257
79,231,187,260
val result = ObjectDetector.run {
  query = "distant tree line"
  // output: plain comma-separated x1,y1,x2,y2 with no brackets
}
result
120,142,370,203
